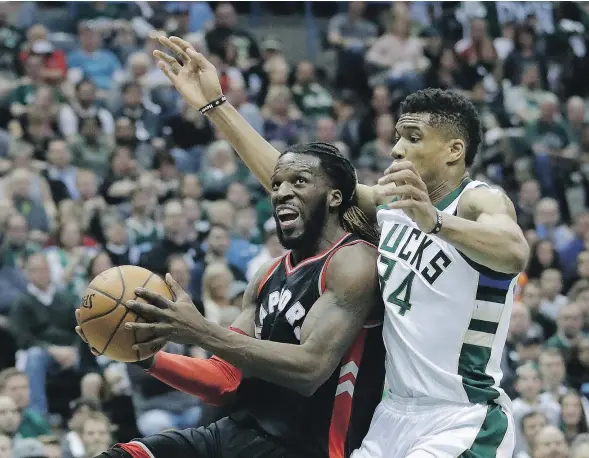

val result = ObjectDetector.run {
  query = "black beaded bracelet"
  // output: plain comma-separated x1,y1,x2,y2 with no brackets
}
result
428,208,443,235
199,95,227,115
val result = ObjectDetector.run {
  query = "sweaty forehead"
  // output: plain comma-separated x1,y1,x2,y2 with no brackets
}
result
274,153,321,175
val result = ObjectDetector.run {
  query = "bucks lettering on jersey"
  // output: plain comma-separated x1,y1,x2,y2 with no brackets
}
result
377,178,517,408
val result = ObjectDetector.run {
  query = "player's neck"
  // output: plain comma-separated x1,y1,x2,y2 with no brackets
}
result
290,225,347,266
428,172,469,207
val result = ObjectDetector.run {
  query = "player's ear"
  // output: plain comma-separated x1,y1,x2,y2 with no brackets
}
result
328,189,343,210
446,139,465,165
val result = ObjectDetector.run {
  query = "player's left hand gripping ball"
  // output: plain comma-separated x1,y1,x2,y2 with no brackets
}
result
124,274,205,351
378,160,438,233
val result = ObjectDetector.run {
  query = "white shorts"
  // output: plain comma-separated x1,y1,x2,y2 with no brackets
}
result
351,392,515,458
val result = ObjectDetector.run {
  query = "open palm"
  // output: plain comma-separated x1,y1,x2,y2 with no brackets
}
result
153,36,223,109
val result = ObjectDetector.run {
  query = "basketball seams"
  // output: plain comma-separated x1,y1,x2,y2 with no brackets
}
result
100,271,155,358
116,265,126,301
78,289,120,326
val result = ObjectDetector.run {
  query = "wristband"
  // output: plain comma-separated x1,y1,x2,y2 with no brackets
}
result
199,95,227,115
428,208,443,235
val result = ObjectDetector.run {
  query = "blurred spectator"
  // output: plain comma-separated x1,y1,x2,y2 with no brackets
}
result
139,200,199,277
505,64,551,124
538,348,568,403
560,213,589,280
59,80,115,139
559,390,589,444
527,240,561,280
534,198,575,252
539,268,568,320
358,85,392,146
0,396,19,438
67,23,121,91
10,253,78,415
503,24,548,88
200,261,237,326
68,116,115,179
545,302,585,353
18,25,67,85
521,282,557,339
205,3,259,71
512,363,561,454
262,86,304,145
43,139,79,203
0,368,51,439
358,113,395,171
568,336,589,395
199,140,249,197
366,8,427,94
516,411,547,458
246,219,285,281
78,412,113,458
291,61,333,120
328,1,377,94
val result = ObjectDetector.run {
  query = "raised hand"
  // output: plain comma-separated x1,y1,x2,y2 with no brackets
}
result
377,160,438,233
153,36,223,109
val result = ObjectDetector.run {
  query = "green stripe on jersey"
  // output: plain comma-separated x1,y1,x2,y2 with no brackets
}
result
457,343,499,404
461,404,509,457
377,197,400,213
475,286,508,304
468,319,499,334
433,177,472,211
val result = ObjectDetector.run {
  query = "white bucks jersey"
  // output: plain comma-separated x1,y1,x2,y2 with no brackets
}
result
377,178,517,407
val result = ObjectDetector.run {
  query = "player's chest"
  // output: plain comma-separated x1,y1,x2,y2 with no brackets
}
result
255,270,319,342
377,221,456,317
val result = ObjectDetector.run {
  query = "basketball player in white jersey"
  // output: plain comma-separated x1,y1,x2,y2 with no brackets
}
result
152,36,529,457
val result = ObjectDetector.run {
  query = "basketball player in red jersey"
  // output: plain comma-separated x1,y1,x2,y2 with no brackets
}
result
81,141,386,458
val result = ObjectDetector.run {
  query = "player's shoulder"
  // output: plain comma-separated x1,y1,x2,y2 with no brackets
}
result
324,239,379,288
251,256,285,290
457,184,515,220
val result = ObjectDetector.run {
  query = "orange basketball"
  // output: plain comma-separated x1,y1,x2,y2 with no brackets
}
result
77,265,174,362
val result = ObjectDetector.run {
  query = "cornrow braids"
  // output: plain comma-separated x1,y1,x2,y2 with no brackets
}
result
281,142,380,246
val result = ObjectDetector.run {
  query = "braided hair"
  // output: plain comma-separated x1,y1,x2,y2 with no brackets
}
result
281,142,380,246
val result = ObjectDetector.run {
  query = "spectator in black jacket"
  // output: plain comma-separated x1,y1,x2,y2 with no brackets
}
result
139,200,200,276
9,253,78,416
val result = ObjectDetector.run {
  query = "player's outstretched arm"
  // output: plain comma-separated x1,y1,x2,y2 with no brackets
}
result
153,36,279,192
154,35,380,225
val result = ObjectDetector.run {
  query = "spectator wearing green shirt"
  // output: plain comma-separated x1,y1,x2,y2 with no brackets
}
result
545,303,585,356
0,368,51,439
69,116,115,180
526,95,576,157
291,61,333,120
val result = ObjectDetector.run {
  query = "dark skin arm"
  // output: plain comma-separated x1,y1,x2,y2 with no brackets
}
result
124,243,381,396
376,161,529,273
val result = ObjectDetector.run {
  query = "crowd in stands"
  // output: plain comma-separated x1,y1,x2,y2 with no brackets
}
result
0,1,588,457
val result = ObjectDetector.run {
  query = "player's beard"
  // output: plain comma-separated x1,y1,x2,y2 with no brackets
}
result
275,194,328,251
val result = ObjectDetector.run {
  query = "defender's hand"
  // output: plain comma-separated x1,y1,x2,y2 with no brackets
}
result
377,160,437,233
125,274,206,352
153,35,223,109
